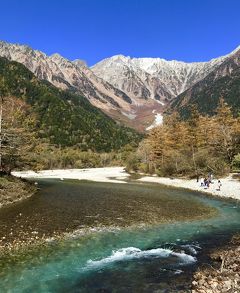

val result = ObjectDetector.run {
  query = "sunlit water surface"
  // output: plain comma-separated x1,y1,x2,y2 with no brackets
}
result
0,180,239,292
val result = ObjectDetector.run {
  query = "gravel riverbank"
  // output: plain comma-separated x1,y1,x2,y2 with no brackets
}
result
192,234,240,293
138,174,240,201
12,167,240,201
9,168,240,292
0,175,36,208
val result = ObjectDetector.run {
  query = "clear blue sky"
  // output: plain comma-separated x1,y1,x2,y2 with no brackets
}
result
1,0,239,66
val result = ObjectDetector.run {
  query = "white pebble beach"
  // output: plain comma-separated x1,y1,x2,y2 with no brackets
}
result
12,167,240,201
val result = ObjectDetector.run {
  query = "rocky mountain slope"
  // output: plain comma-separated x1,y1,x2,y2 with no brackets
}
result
92,47,239,127
0,40,239,131
0,41,132,115
0,56,141,151
170,48,240,117
92,54,230,103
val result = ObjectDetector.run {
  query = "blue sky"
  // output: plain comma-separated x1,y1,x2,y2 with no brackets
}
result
0,0,239,65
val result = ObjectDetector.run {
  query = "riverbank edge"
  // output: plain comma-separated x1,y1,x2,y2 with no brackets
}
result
136,178,240,206
134,174,240,292
12,167,240,201
0,175,37,209
192,234,240,293
137,174,240,202
1,167,240,293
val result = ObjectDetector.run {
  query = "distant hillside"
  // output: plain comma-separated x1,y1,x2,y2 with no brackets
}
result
1,40,239,131
169,50,240,117
0,57,141,152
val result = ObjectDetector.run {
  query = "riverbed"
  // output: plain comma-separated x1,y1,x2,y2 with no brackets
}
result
0,179,239,292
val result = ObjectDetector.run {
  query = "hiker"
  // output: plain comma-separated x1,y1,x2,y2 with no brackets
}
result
208,172,213,184
207,172,211,183
217,179,222,191
210,173,214,183
204,177,208,189
207,179,210,188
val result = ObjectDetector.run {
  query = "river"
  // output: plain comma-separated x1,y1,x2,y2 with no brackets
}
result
0,179,239,292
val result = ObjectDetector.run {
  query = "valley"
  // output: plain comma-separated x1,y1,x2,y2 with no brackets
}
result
0,40,239,293
0,0,240,291
1,41,239,131
0,178,239,292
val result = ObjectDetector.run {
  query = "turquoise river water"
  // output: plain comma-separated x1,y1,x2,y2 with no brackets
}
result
0,180,239,292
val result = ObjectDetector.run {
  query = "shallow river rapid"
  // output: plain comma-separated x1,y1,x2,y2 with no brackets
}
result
0,180,239,292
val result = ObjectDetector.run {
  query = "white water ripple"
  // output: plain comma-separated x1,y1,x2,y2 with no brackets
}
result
85,247,197,270
180,244,201,255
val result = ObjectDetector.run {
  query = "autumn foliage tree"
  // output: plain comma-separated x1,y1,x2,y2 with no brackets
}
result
210,98,240,163
0,94,36,173
134,99,240,177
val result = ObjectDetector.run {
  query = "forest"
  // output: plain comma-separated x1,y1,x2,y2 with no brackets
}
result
0,94,137,173
0,57,239,176
126,99,240,177
1,90,240,178
0,56,141,154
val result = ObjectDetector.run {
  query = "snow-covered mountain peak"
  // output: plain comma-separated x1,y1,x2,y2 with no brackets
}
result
92,47,240,101
227,45,240,57
111,54,131,61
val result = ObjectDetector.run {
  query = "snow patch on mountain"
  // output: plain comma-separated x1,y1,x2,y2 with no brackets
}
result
146,113,163,131
156,100,165,106
91,49,237,104
121,111,137,120
0,40,239,131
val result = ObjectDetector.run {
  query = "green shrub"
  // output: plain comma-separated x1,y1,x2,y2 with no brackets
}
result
125,154,140,172
232,153,240,170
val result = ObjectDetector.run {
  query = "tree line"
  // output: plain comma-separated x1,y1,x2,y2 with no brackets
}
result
0,92,136,173
127,99,240,177
1,92,239,177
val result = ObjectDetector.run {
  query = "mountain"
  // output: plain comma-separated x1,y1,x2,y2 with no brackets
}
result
92,49,239,128
92,54,229,102
169,47,240,117
0,56,141,151
0,40,239,131
0,41,133,121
